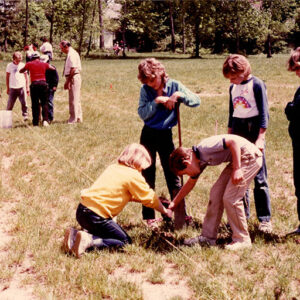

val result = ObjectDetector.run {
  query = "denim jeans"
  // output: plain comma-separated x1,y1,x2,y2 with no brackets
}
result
48,89,55,121
231,117,271,222
30,81,49,126
76,203,132,249
140,125,184,219
7,87,28,117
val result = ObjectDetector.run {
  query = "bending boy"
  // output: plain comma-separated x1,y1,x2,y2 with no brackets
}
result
169,134,262,250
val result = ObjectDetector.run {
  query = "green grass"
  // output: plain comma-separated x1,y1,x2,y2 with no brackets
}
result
0,53,299,299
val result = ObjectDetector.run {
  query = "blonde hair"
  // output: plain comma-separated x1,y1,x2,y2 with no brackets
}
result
223,54,252,79
137,58,168,85
287,47,300,72
13,51,22,60
118,143,151,170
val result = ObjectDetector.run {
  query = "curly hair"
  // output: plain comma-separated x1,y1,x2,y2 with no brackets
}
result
137,58,168,85
223,54,252,79
287,47,300,72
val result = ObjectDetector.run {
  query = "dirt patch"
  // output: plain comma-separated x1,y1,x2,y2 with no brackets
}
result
111,263,193,300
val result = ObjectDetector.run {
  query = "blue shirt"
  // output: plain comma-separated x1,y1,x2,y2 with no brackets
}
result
138,79,200,130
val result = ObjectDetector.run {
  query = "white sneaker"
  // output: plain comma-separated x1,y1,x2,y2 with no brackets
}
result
184,235,216,246
72,231,94,258
43,120,49,127
258,221,272,234
62,227,78,253
225,240,252,251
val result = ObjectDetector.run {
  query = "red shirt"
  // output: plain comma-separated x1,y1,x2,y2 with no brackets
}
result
24,60,50,82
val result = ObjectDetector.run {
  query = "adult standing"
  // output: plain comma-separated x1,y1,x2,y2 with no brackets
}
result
59,40,82,124
40,37,53,61
6,51,29,121
20,52,54,127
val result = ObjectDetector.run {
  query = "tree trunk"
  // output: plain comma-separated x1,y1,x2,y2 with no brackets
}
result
169,1,175,53
194,19,200,57
49,0,55,44
98,0,104,49
24,0,29,47
86,0,97,56
182,14,185,54
121,0,127,58
78,0,87,55
266,33,272,58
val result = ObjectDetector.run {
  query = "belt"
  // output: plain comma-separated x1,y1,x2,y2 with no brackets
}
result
65,73,80,77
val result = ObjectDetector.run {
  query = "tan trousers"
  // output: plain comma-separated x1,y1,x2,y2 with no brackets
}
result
68,74,82,123
202,150,263,243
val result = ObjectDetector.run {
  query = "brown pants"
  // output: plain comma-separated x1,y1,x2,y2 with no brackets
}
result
202,150,262,243
68,74,82,123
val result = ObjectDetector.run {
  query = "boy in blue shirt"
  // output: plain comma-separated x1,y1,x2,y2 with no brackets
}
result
223,54,272,233
137,58,200,228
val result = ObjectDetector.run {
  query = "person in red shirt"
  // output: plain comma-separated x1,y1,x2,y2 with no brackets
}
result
20,52,55,126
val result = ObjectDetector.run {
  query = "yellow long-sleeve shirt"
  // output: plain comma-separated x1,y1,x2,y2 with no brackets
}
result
80,163,160,219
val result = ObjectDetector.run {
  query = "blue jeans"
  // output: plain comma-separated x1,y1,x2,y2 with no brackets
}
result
140,125,184,219
231,117,271,222
76,204,132,249
48,89,55,121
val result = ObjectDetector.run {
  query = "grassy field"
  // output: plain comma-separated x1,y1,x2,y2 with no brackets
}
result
0,53,299,299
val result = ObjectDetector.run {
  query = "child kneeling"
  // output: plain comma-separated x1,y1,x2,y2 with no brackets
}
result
169,134,262,250
63,143,172,258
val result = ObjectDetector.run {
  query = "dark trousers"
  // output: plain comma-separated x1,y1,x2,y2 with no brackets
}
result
48,89,55,121
140,125,183,219
7,87,28,117
289,123,300,222
30,81,49,126
76,204,132,249
231,117,271,222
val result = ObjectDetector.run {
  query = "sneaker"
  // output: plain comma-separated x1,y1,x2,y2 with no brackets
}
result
184,235,216,247
23,116,28,122
42,120,49,127
258,221,272,234
225,240,252,251
62,227,78,254
72,231,94,258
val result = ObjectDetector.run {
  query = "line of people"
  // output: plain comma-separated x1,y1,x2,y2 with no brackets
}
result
63,51,300,258
5,39,82,126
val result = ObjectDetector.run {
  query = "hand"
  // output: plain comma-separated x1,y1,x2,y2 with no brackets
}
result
64,81,71,90
255,138,264,152
168,202,175,211
231,168,244,185
53,87,57,91
164,208,173,219
26,90,30,96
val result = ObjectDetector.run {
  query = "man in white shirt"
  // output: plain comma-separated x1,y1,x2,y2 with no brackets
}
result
40,37,53,61
6,52,29,121
59,40,82,124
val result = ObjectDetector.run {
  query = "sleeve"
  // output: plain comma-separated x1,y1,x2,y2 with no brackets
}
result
177,81,200,107
137,85,159,121
127,172,160,209
6,64,11,73
253,78,269,129
285,87,300,121
228,85,234,128
53,69,59,87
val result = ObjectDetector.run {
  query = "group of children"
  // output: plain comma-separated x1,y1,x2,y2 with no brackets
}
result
62,49,300,258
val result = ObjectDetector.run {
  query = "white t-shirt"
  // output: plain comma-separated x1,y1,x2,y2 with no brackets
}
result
6,62,26,89
40,42,53,55
63,47,81,76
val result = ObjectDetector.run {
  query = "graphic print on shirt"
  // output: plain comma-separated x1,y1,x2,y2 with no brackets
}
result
233,95,251,109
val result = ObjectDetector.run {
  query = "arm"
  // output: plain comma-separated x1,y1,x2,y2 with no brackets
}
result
19,65,27,73
224,137,244,185
168,177,198,211
156,201,173,218
64,67,76,90
138,86,159,120
6,72,10,95
177,81,200,107
228,85,234,129
24,72,30,95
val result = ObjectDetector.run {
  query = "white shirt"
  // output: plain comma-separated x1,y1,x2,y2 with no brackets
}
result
63,47,82,76
231,79,259,119
6,62,26,89
40,42,53,55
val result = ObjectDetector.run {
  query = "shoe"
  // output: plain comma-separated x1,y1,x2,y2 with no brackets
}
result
258,221,272,234
286,225,300,236
185,215,194,226
72,231,94,258
225,240,252,251
23,116,28,122
42,120,49,127
62,227,78,253
184,235,216,246
77,118,82,123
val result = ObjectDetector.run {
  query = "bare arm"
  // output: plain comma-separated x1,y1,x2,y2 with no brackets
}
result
24,72,30,95
64,67,76,90
156,200,173,218
6,73,10,94
255,128,266,151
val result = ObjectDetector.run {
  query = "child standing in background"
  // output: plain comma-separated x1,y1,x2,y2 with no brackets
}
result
63,143,172,258
285,47,300,235
222,54,272,233
137,58,200,228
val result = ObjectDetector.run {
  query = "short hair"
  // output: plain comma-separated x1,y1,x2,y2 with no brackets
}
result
287,47,300,72
41,36,48,42
169,147,190,175
118,143,151,170
137,58,168,85
32,42,39,48
13,51,22,60
223,54,252,79
60,40,71,48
